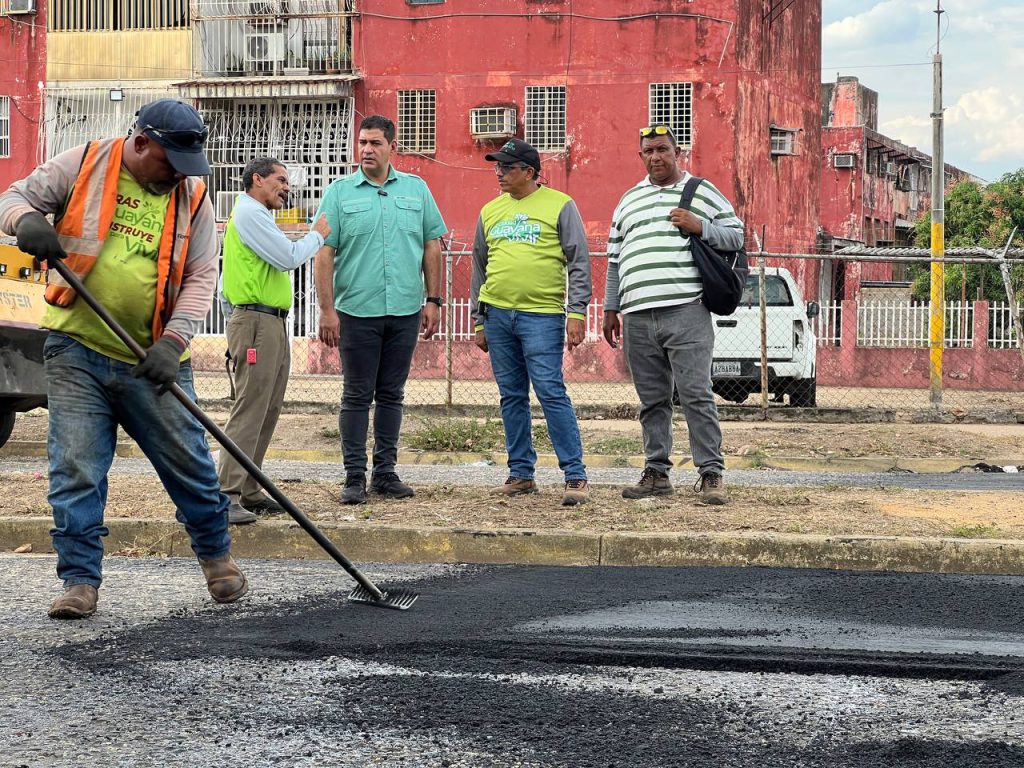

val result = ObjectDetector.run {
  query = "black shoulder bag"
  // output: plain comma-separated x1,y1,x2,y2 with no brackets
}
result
678,176,749,316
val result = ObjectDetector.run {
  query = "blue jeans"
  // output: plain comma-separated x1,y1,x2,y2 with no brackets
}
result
483,308,586,481
44,333,231,588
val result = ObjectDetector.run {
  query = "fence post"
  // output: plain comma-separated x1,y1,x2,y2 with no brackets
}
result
444,249,454,408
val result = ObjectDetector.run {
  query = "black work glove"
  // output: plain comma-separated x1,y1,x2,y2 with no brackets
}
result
15,211,66,267
131,335,184,392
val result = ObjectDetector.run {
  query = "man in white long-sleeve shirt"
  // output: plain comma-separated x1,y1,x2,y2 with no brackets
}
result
218,157,330,524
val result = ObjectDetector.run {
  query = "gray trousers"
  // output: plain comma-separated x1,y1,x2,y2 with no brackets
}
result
622,301,724,476
218,307,290,505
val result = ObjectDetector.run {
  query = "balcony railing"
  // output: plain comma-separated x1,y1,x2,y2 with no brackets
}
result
192,0,353,77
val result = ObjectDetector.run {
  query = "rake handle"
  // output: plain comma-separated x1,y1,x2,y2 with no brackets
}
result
49,259,385,601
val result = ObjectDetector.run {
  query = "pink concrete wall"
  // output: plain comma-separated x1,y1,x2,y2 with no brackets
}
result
0,9,45,190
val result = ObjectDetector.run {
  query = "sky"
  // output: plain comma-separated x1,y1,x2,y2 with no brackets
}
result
822,0,1024,183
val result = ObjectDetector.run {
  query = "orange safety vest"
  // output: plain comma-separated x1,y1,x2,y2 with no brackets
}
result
45,138,208,340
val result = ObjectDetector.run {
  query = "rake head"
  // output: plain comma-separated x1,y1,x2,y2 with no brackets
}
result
348,584,419,611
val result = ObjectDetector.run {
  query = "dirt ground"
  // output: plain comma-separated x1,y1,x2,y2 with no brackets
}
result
5,409,1024,540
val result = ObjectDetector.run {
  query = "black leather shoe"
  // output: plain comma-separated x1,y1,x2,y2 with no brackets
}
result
341,474,367,505
227,502,258,525
371,472,415,499
243,498,285,515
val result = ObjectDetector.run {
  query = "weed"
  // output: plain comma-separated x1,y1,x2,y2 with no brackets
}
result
588,435,644,455
407,418,506,452
319,426,340,440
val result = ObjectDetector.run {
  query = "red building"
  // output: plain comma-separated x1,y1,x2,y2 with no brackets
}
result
0,2,46,191
819,76,973,299
354,0,823,299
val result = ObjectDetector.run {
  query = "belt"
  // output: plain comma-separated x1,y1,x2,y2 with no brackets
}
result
237,303,289,319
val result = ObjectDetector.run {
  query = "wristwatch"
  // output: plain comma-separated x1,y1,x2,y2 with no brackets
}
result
425,296,443,307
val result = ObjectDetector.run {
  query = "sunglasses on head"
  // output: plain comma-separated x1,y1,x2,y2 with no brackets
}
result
140,124,210,149
639,125,675,139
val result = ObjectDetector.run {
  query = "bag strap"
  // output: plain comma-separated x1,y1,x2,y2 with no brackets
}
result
678,175,704,212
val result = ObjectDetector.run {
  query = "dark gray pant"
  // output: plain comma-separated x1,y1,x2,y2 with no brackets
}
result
623,302,724,476
338,311,421,477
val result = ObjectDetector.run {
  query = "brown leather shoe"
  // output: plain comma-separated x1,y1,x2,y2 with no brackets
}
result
695,472,729,505
199,554,249,604
561,479,590,506
490,476,538,496
49,584,98,620
622,467,674,499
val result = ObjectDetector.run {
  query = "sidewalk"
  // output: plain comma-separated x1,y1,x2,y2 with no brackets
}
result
3,415,1024,575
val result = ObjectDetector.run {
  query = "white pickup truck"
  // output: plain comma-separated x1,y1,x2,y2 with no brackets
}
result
710,267,819,407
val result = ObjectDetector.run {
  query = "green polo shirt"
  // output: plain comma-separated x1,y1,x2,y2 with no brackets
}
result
316,166,446,317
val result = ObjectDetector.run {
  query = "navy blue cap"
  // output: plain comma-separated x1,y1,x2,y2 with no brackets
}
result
135,99,211,176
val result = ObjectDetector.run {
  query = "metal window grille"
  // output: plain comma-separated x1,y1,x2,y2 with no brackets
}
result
770,128,795,155
524,85,566,152
200,98,355,222
48,0,189,31
42,86,178,159
397,89,436,153
648,82,692,149
0,97,9,158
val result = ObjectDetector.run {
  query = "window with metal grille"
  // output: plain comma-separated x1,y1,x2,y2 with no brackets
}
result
397,89,436,154
770,127,796,155
524,86,566,151
0,97,8,158
48,0,189,31
648,82,692,149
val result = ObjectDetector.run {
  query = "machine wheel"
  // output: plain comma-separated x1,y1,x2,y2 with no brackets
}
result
789,378,817,408
0,410,14,449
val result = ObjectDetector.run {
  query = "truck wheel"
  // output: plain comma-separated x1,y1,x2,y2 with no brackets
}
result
0,411,14,449
789,378,817,408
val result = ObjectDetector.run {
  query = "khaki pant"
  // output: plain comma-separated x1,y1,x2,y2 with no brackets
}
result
217,307,290,505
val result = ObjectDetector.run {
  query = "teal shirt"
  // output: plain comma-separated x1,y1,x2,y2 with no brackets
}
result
316,166,447,317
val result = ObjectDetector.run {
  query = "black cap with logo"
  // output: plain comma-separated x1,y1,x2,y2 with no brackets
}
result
485,138,541,173
135,99,212,177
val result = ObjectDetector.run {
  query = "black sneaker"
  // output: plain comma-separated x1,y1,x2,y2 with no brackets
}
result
341,474,367,505
242,497,286,515
371,472,415,499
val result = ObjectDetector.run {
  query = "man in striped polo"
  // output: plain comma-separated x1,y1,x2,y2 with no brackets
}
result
601,125,744,505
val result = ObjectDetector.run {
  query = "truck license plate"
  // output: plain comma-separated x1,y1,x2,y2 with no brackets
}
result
712,361,741,377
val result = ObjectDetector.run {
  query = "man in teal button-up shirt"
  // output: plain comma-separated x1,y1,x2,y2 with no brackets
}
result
314,115,447,504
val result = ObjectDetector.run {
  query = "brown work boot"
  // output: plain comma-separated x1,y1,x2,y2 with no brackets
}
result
199,554,249,604
695,472,729,505
622,467,674,499
561,479,590,506
490,476,538,496
48,584,98,620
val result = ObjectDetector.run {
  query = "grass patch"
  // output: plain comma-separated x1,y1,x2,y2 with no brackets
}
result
319,426,340,440
407,418,507,452
947,523,1004,539
587,434,644,455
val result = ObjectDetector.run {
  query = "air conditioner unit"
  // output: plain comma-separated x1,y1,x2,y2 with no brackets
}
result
833,153,855,169
215,191,238,223
245,30,286,74
470,107,517,139
6,0,37,14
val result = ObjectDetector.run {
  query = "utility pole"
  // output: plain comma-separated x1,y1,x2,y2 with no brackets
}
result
929,0,945,408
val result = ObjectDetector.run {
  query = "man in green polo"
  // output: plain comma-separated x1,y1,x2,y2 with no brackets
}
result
218,157,330,524
314,115,447,505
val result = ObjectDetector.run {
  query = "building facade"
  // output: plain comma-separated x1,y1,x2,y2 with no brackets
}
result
0,0,46,190
819,76,974,300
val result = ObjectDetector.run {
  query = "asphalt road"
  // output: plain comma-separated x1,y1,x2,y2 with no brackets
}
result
3,455,1024,491
4,554,1024,767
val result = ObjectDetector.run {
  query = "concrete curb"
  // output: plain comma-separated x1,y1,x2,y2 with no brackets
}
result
3,440,1019,474
4,517,1024,576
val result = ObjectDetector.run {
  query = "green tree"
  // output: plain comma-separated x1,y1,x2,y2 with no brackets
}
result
910,170,1024,302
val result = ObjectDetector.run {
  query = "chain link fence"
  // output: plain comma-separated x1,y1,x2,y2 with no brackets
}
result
189,250,1024,419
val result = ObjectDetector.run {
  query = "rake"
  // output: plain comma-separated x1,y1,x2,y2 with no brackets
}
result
48,258,418,611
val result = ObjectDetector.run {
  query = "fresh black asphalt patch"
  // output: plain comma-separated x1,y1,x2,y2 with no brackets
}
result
54,565,1024,767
